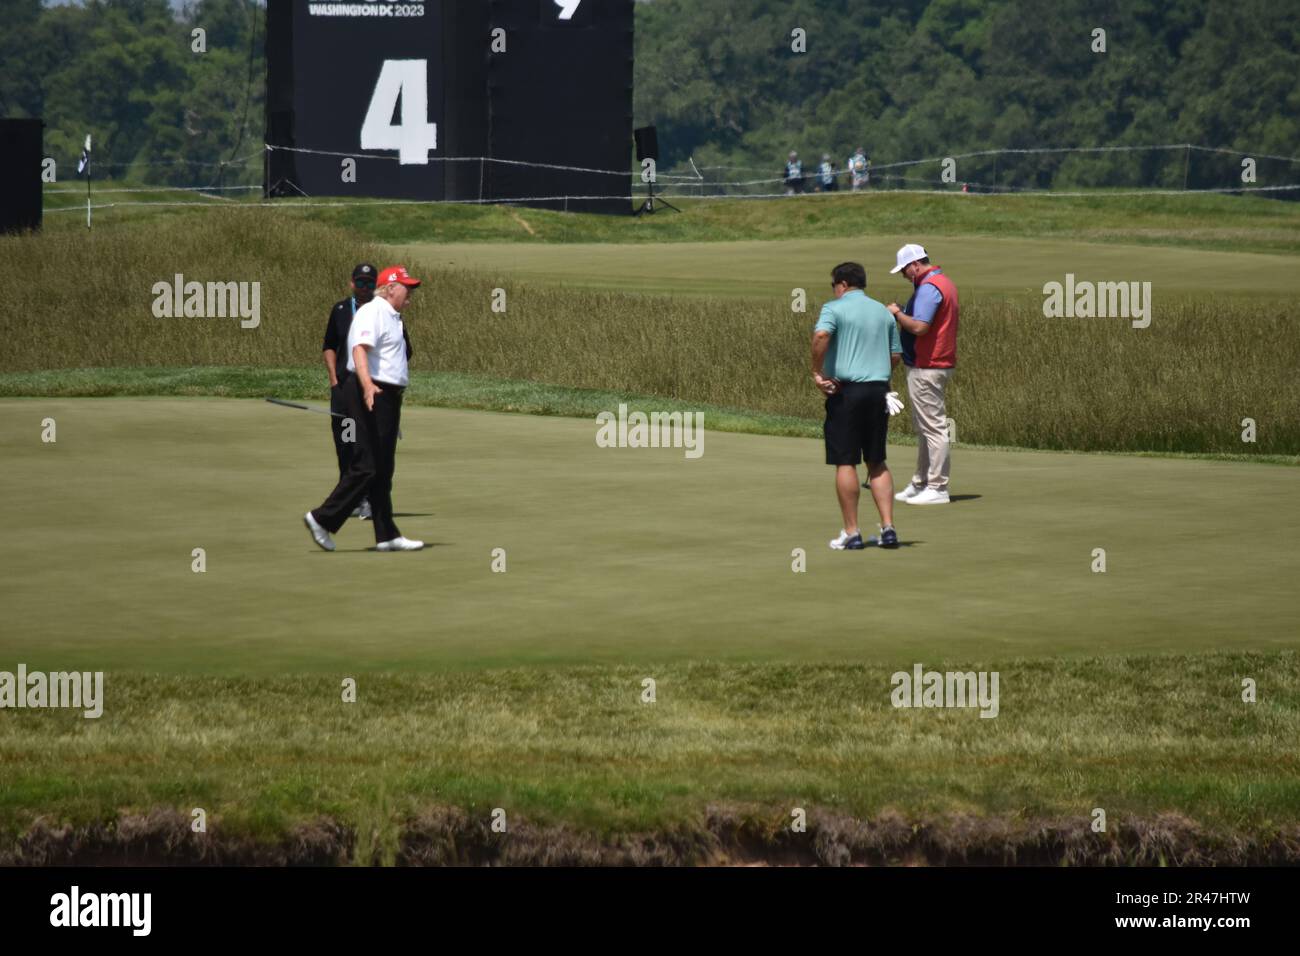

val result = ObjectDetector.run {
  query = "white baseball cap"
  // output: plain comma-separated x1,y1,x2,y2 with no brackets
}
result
890,243,929,274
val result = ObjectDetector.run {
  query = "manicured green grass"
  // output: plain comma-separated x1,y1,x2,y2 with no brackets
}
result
3,399,1296,673
1,398,1297,849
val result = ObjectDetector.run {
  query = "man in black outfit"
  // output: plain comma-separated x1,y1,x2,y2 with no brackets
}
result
304,265,424,553
322,263,378,520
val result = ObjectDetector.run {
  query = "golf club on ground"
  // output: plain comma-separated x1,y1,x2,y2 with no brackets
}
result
265,396,343,417
265,396,401,438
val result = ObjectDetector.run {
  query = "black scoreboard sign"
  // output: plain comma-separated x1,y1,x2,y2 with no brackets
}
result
265,0,633,214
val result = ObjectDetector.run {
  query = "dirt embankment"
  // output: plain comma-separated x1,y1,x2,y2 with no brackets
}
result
6,808,1299,867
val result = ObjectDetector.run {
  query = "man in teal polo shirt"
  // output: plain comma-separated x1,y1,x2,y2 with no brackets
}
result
811,261,904,550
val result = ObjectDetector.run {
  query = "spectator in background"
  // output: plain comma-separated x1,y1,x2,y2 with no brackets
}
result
817,153,838,192
784,151,804,195
848,146,870,190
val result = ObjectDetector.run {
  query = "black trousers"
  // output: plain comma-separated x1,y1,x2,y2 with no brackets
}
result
312,376,404,543
329,373,354,482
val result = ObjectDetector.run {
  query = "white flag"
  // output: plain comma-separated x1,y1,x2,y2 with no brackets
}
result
77,134,91,175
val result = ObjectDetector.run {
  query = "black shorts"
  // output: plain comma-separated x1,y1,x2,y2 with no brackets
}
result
824,380,889,466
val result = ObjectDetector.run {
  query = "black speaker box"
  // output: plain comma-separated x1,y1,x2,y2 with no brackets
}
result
0,119,44,233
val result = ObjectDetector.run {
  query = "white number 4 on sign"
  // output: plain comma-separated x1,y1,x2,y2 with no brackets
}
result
361,60,438,165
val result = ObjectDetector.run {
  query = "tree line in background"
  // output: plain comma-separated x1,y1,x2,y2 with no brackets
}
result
3,0,1297,192
636,0,1300,191
2,0,263,187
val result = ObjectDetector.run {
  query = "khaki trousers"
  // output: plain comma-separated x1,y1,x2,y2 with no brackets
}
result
906,366,953,491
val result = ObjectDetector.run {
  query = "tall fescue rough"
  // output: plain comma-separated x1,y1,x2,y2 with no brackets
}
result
3,212,1296,454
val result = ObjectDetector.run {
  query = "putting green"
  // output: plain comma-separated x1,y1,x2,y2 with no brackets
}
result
393,236,1300,300
1,397,1295,674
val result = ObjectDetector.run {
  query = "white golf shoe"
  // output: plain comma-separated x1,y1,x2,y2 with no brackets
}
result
351,499,373,520
907,488,950,505
303,512,336,551
894,483,923,502
828,529,866,550
376,536,425,552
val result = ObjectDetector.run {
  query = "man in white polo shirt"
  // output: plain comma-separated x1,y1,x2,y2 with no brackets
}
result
304,265,424,552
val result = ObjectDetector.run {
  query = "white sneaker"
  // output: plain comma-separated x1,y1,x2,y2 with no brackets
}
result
303,512,336,551
828,529,866,550
351,499,373,520
906,488,950,505
895,483,923,502
376,536,425,552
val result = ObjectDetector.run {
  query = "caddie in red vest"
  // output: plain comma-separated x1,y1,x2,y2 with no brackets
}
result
886,243,958,505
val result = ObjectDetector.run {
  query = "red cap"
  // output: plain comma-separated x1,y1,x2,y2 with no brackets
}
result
377,265,421,288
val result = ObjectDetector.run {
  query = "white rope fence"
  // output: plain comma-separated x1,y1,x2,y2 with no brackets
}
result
43,142,1300,213
871,143,1300,170
62,150,263,170
45,184,262,195
46,182,1300,216
266,143,632,177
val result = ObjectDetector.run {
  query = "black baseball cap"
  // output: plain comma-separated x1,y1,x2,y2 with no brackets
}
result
351,263,378,282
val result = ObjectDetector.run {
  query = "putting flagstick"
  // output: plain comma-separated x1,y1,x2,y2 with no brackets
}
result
265,396,402,439
77,134,92,229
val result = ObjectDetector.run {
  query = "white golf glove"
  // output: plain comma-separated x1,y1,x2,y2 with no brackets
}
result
885,391,905,416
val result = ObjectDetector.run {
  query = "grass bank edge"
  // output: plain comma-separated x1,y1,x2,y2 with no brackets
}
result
8,807,1300,866
2,651,1297,851
2,366,1295,466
